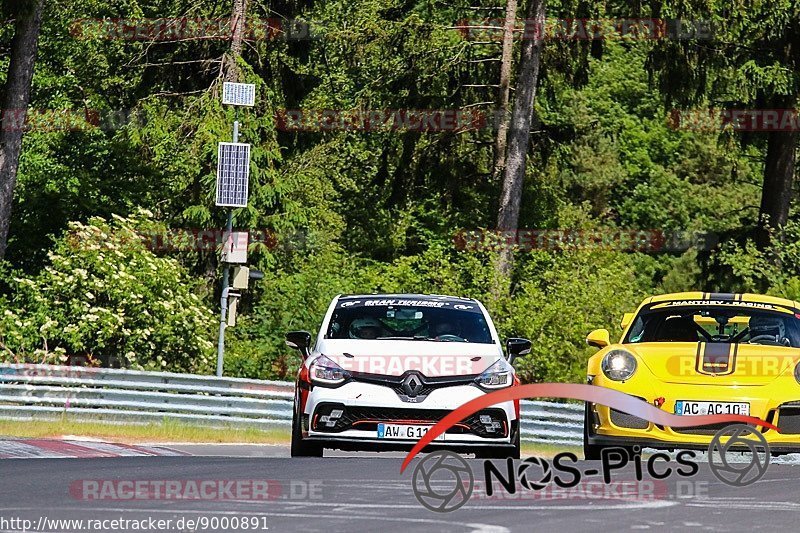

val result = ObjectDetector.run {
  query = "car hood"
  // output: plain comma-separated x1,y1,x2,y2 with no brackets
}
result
626,342,800,385
314,338,503,377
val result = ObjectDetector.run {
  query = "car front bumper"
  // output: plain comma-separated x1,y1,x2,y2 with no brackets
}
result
302,380,516,448
586,377,800,452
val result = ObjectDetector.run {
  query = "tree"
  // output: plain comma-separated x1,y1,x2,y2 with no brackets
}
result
0,0,45,259
495,0,545,275
491,0,519,184
224,0,249,82
648,4,800,252
758,116,797,251
0,213,216,371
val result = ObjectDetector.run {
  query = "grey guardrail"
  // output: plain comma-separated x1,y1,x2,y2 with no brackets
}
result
0,364,583,446
0,364,294,430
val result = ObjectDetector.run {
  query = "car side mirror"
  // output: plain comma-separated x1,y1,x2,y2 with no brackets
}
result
586,329,611,349
285,331,312,358
620,313,635,330
505,338,532,364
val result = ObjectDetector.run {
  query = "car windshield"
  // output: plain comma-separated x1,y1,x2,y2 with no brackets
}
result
624,302,800,347
326,298,493,343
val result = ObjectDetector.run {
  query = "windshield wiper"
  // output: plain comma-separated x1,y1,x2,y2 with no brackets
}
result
376,335,437,341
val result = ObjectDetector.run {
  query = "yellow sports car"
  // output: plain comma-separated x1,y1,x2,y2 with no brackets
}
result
584,291,800,459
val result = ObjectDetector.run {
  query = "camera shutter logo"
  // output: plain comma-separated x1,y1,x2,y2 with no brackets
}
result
708,424,770,486
517,456,552,490
411,451,473,512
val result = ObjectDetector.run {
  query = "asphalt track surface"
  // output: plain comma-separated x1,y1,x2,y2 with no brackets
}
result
1,444,799,532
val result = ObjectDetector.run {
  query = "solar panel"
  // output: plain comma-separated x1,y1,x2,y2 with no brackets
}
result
222,82,256,107
215,142,251,207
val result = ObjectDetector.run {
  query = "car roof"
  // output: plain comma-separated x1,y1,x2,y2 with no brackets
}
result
643,292,800,309
338,293,478,303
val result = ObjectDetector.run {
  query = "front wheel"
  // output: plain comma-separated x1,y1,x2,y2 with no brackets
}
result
583,440,605,460
290,393,323,458
584,441,638,461
584,401,603,460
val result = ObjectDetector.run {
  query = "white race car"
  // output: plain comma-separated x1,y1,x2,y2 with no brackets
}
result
285,294,531,457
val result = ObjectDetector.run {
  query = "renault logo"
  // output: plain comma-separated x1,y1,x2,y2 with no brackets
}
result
403,373,424,397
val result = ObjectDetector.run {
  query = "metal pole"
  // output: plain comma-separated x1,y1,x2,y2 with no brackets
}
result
216,119,240,377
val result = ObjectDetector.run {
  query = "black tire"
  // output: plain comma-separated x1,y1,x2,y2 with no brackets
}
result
290,393,323,458
583,401,603,460
584,442,638,461
583,439,605,460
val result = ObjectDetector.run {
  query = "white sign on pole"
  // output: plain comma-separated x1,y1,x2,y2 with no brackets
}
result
215,142,251,207
221,231,248,264
222,82,256,107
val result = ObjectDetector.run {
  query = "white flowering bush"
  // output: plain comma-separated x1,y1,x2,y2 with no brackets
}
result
0,213,215,372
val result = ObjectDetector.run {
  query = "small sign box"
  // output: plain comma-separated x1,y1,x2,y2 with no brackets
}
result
221,231,248,264
227,295,239,327
231,266,250,289
222,82,256,107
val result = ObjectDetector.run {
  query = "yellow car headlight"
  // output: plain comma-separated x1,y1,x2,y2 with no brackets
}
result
601,349,637,381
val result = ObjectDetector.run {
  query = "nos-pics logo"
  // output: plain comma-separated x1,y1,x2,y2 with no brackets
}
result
411,424,770,512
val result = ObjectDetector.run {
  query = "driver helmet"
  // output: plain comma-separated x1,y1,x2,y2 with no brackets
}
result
348,317,384,339
749,316,786,342
432,320,462,338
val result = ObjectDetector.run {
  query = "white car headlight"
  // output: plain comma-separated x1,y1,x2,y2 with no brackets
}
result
309,355,351,385
475,358,513,389
601,349,637,381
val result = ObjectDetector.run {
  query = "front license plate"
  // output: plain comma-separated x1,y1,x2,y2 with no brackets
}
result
674,401,750,416
377,423,445,441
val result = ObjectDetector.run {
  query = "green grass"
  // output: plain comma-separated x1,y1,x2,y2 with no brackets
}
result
522,441,581,458
0,417,580,457
0,417,291,444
